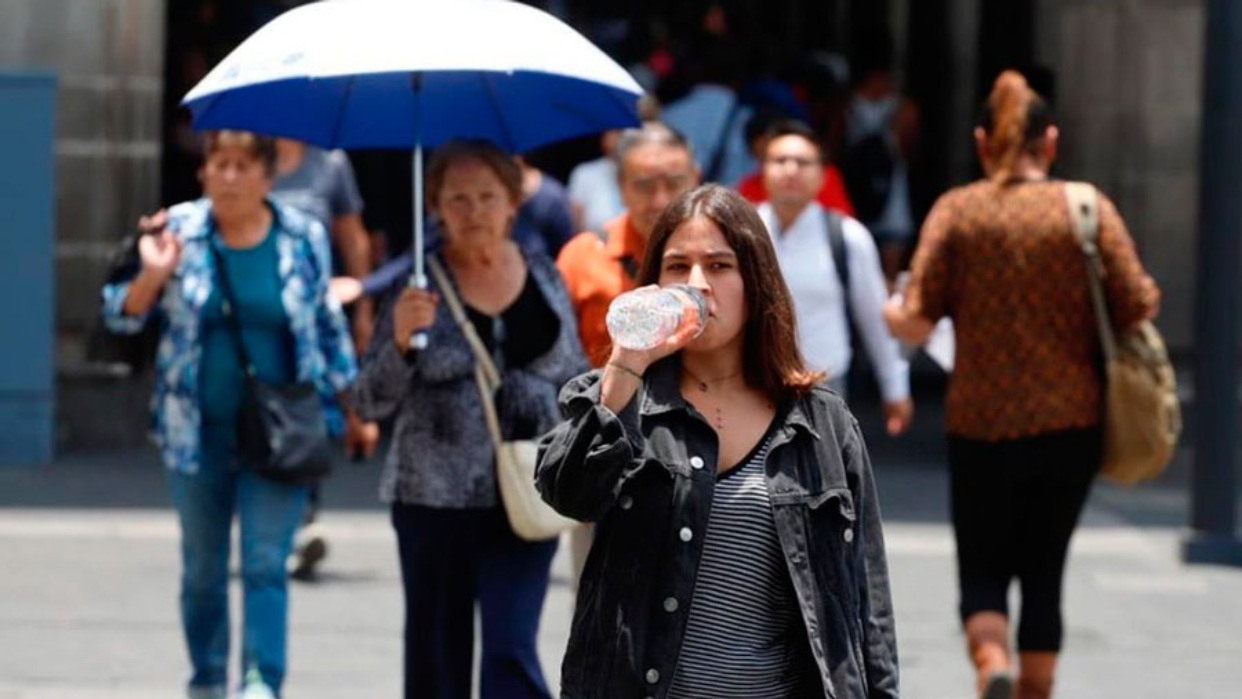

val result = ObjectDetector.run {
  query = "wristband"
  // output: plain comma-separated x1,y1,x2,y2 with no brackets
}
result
607,361,644,381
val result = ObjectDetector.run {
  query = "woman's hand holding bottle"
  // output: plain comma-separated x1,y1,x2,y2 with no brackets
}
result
599,285,705,413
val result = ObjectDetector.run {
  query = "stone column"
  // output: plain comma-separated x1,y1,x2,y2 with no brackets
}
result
0,0,166,449
1035,0,1204,351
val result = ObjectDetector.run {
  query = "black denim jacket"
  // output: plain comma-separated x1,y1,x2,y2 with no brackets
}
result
537,360,899,699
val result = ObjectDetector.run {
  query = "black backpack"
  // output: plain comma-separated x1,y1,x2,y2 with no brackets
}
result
840,131,895,223
86,234,161,374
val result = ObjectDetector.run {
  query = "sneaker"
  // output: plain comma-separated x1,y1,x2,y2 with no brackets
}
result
980,669,1015,699
238,668,277,699
289,523,328,581
188,686,227,699
238,682,277,699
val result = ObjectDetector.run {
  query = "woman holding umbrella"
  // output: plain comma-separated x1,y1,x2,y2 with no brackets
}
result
102,131,360,699
352,139,587,699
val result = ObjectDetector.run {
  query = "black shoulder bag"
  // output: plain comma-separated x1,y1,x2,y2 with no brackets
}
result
208,240,332,485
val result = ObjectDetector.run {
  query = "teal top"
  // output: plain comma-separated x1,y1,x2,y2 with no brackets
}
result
199,228,296,427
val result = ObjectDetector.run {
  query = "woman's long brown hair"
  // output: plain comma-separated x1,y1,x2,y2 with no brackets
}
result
980,70,1054,182
638,184,823,402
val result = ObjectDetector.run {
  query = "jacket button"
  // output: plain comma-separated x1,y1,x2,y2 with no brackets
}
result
646,668,660,684
663,597,679,613
843,528,854,544
619,496,633,510
679,527,693,542
689,456,704,470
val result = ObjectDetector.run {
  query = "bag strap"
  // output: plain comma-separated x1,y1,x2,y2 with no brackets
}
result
1064,182,1118,362
824,211,853,328
426,257,506,451
206,240,259,379
427,256,501,388
472,360,507,453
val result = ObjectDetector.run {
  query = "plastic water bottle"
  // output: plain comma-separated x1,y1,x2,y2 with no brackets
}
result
606,285,707,350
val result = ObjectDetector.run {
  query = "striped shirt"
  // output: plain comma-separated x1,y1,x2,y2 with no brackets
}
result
667,433,815,698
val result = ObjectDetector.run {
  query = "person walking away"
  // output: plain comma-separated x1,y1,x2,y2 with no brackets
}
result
662,40,753,186
839,53,918,284
269,137,380,580
555,122,701,587
102,131,360,699
513,157,577,258
538,184,900,698
351,139,587,699
757,119,913,436
884,71,1161,699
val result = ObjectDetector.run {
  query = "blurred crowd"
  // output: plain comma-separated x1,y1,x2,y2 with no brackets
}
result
99,3,1166,699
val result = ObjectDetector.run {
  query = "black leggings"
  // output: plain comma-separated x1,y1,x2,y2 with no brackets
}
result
949,427,1101,652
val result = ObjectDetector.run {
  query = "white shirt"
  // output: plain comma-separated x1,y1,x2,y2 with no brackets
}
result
758,202,910,402
566,157,622,236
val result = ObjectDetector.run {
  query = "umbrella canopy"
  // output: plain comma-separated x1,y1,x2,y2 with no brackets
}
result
181,0,644,152
182,0,643,348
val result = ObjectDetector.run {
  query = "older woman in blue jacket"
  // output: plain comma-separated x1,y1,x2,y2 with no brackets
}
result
103,131,360,699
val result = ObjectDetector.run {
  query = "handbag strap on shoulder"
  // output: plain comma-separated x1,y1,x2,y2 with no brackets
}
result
427,257,506,450
206,239,259,379
1064,181,1118,362
427,257,502,388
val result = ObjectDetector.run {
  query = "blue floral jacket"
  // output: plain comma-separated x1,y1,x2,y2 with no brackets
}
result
102,198,358,474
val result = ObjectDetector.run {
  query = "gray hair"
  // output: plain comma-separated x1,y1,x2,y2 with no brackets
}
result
613,122,694,173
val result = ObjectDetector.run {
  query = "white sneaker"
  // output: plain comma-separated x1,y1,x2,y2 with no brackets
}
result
238,683,276,699
237,671,277,699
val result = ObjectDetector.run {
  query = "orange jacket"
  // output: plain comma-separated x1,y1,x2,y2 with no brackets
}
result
555,213,646,368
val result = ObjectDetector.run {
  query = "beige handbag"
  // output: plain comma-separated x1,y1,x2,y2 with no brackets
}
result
428,258,578,540
1065,182,1181,485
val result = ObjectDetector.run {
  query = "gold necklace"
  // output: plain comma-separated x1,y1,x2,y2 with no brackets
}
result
682,367,742,431
682,366,743,393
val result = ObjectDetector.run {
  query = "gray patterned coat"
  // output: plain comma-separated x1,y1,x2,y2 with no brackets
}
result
353,249,588,508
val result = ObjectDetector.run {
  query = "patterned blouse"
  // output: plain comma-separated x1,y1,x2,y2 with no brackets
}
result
352,248,588,508
903,179,1157,441
102,198,358,474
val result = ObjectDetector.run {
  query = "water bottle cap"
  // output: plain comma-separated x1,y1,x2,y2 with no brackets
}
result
666,284,706,313
666,284,708,334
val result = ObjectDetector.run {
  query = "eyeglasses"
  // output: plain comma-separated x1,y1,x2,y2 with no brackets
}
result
765,155,820,169
627,173,695,196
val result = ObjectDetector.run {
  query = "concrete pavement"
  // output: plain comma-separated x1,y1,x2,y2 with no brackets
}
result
1,388,1240,698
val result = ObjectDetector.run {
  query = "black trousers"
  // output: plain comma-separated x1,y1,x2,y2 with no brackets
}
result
391,503,558,699
948,426,1101,652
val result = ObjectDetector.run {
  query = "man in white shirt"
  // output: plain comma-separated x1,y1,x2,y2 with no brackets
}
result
757,120,914,435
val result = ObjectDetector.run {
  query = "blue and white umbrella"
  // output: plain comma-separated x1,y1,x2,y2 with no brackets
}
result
183,0,643,344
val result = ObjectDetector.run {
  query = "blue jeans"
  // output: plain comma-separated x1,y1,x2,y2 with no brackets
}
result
392,503,558,699
170,427,309,695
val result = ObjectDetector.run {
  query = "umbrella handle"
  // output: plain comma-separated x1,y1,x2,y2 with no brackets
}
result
408,271,429,350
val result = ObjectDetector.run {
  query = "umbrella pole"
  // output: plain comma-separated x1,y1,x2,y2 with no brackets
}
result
406,141,429,350
407,75,429,350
